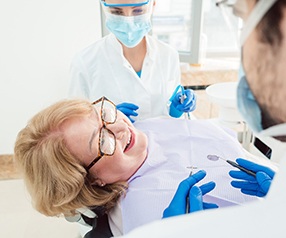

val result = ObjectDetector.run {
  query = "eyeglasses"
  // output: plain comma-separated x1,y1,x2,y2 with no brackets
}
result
85,97,117,171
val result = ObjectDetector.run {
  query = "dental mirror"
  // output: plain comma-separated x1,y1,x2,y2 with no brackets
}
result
207,154,256,177
207,154,221,161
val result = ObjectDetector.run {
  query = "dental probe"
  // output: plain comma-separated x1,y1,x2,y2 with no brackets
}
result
207,155,256,177
185,166,197,213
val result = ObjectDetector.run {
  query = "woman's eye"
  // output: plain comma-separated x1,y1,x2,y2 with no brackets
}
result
100,136,105,149
110,9,124,15
102,109,107,119
133,8,144,15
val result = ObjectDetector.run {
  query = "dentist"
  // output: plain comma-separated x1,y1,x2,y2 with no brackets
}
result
69,0,196,122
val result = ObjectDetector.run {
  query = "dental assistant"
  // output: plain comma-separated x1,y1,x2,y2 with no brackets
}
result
69,0,196,122
117,0,286,237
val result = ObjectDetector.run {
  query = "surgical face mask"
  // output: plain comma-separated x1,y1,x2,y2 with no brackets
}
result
105,12,152,48
237,64,263,133
101,0,153,48
237,65,286,138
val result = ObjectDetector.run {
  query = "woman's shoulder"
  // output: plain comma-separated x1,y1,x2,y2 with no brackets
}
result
71,34,119,66
78,36,109,54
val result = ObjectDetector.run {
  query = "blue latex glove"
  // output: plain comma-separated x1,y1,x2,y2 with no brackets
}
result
169,89,197,118
162,170,218,218
189,183,218,212
116,102,139,123
229,158,275,197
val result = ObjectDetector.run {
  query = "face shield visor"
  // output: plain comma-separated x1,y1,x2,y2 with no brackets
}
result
101,0,153,17
216,0,278,46
100,0,154,48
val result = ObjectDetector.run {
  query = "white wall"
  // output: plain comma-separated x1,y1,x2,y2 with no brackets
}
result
0,1,102,154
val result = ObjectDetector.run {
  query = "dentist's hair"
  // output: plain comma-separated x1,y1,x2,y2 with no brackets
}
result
257,0,286,48
14,99,127,217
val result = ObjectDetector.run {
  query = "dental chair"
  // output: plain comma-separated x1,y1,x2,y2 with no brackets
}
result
65,207,112,238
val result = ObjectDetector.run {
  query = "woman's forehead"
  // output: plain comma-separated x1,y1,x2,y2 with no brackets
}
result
105,0,146,4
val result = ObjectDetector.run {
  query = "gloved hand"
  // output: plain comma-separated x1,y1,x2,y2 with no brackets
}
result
116,102,139,123
162,170,218,218
189,182,218,212
169,89,196,118
229,158,275,197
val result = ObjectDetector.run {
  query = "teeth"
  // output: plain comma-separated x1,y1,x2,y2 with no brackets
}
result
125,134,131,151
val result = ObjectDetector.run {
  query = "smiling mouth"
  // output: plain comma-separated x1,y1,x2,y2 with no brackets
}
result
124,130,134,152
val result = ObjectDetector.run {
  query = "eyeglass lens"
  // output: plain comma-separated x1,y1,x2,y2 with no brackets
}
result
99,127,116,155
101,99,116,123
97,98,116,155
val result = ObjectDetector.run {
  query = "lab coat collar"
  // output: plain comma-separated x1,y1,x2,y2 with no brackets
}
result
108,33,124,55
108,33,156,62
145,34,156,61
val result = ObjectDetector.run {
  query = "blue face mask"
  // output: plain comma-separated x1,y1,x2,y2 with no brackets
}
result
237,64,263,133
105,13,152,48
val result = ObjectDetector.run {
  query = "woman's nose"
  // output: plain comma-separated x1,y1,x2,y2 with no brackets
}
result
122,8,133,16
105,120,128,139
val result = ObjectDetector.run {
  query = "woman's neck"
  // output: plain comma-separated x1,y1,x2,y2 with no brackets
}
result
122,37,147,73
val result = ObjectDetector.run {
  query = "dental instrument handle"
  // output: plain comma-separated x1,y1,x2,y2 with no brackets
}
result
185,168,193,214
180,86,192,120
180,86,186,103
226,160,256,177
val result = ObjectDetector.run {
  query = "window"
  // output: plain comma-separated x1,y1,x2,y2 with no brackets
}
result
202,0,241,58
100,0,240,63
152,0,203,63
152,0,241,61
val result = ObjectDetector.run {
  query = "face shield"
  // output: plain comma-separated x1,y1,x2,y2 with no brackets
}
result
101,0,153,17
216,0,278,46
100,0,154,48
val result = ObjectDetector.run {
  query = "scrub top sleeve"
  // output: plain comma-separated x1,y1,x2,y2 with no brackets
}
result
68,55,91,99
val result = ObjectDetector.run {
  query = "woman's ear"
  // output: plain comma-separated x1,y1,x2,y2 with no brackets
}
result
93,178,106,187
152,0,156,13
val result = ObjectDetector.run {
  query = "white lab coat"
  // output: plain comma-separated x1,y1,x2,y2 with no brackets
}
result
69,34,181,120
119,145,286,237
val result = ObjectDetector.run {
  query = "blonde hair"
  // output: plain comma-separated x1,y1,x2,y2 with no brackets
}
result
14,99,127,217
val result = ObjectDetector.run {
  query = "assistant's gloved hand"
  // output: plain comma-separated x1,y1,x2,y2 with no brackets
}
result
162,170,218,218
116,102,139,123
229,158,275,197
169,89,197,118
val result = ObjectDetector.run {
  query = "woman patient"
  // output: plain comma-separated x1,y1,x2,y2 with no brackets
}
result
14,97,259,236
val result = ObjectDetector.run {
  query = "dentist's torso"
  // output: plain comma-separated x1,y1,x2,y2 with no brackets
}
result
69,34,180,120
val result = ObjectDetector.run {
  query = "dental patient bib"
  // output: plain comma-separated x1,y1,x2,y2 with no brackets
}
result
108,118,259,235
